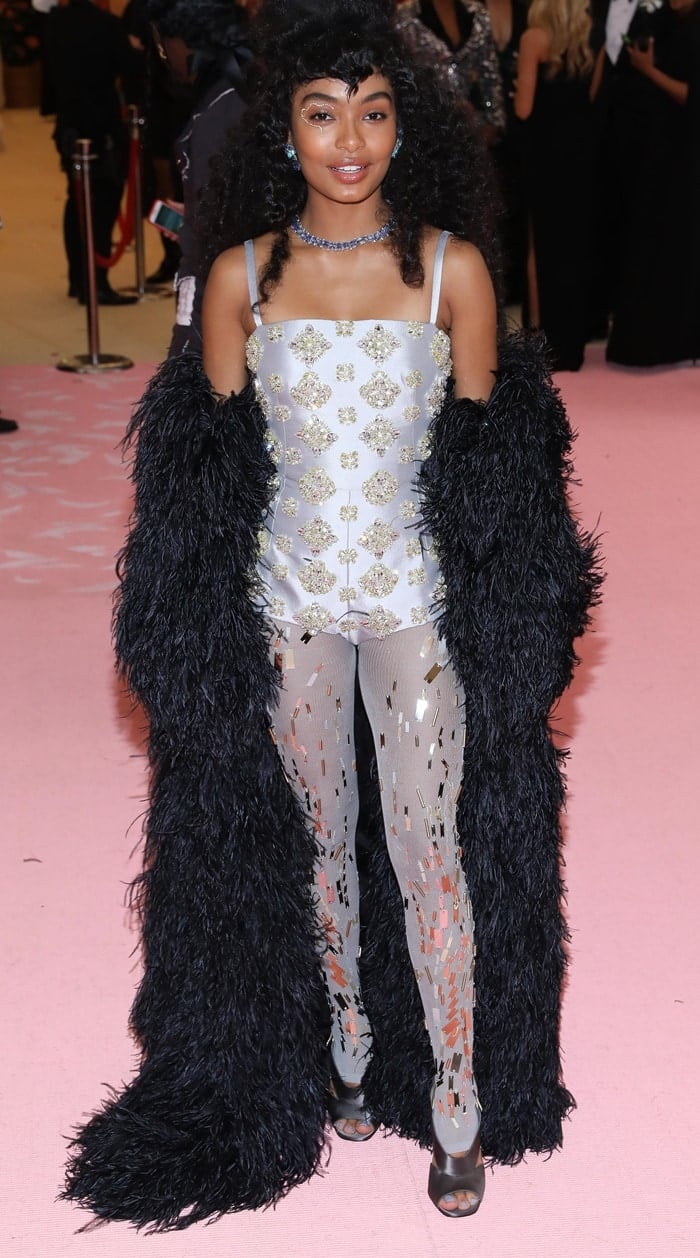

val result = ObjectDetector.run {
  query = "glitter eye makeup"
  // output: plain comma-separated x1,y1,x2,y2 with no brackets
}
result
299,100,335,130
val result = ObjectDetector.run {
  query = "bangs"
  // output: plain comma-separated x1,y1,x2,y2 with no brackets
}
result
284,25,394,95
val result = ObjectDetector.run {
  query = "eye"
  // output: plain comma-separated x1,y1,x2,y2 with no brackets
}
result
306,109,334,123
365,110,389,122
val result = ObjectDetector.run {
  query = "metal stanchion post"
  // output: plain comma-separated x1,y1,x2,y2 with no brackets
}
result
57,139,133,373
121,106,168,300
128,105,146,297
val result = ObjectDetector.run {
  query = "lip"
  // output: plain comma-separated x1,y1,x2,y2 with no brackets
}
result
328,163,370,184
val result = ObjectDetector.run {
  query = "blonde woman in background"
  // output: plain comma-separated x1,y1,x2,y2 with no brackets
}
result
514,0,601,370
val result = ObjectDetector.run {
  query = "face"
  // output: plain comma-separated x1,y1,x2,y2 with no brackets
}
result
288,73,398,204
151,27,192,83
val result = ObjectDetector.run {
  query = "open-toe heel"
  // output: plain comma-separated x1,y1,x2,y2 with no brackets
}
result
327,1057,376,1142
428,1127,485,1218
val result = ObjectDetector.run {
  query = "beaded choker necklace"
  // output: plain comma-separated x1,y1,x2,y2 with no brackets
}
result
290,215,395,252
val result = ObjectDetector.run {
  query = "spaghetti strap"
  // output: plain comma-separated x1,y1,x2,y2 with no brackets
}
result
429,231,451,326
244,239,262,326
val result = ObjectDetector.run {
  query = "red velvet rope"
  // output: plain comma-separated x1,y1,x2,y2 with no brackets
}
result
73,134,139,270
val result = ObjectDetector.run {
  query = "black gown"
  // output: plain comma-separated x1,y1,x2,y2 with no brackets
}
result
521,59,597,371
606,5,700,367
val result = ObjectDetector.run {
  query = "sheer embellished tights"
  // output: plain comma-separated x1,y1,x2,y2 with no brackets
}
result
269,623,479,1156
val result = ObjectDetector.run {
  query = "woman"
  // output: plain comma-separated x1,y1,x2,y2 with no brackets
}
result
63,0,599,1231
394,0,506,139
603,0,700,366
514,0,599,370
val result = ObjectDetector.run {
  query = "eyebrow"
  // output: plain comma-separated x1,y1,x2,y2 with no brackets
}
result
299,90,394,105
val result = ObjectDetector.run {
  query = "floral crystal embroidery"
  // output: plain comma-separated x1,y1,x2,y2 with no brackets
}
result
298,559,336,595
297,417,338,455
246,336,262,373
297,517,339,554
431,329,452,370
290,371,332,410
294,603,334,634
336,362,355,383
359,415,399,456
335,320,354,337
359,371,401,410
289,324,333,366
358,563,399,598
417,433,432,459
358,519,399,558
426,377,447,417
338,406,357,425
340,451,359,470
362,606,401,638
298,468,337,504
357,325,401,364
362,470,399,506
264,431,281,463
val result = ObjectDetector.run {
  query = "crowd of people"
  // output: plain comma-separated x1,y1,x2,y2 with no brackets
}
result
5,0,695,371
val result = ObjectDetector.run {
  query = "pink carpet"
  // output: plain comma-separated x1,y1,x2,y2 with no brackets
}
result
2,347,699,1257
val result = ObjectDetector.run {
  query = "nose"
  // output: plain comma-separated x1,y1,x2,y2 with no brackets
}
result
336,117,364,153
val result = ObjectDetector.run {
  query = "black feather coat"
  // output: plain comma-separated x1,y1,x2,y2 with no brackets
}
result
63,335,601,1231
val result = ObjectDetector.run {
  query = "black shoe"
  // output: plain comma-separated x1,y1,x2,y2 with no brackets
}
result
146,259,178,285
428,1126,485,1219
0,416,19,433
68,282,79,299
326,1055,376,1142
78,286,138,307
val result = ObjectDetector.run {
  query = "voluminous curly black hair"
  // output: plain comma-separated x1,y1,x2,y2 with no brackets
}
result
198,1,503,306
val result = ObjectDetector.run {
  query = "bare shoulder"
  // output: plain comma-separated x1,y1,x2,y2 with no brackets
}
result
438,238,497,402
441,238,496,325
519,26,551,57
207,244,248,300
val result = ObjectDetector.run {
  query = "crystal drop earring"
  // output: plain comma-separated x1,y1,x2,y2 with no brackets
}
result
284,141,301,171
390,126,404,160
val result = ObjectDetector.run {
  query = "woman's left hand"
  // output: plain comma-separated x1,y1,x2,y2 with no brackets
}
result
627,38,655,77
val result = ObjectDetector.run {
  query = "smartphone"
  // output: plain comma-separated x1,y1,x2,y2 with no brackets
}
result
148,200,185,235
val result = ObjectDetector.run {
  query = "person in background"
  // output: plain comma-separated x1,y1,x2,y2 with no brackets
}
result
480,0,529,301
44,0,142,305
394,0,506,141
121,0,192,287
145,0,253,355
514,0,600,369
598,0,700,366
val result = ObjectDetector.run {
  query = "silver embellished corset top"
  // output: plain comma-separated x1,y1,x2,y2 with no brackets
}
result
245,234,453,642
